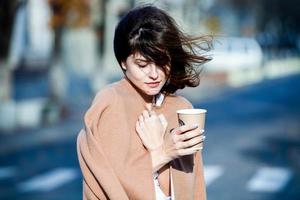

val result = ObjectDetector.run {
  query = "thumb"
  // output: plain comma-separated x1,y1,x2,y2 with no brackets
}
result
158,114,168,129
135,121,142,136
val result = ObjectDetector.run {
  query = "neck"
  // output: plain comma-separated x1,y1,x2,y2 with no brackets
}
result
137,88,154,110
140,92,154,103
124,76,155,104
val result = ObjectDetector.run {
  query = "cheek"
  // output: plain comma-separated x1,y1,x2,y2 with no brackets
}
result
126,68,145,81
159,70,167,82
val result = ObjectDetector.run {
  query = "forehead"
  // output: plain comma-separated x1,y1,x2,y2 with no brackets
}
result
131,52,148,61
127,52,171,72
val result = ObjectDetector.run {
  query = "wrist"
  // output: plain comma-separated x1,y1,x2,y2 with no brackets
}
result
150,146,172,172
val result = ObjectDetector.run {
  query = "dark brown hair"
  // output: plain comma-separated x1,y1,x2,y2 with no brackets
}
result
113,5,212,94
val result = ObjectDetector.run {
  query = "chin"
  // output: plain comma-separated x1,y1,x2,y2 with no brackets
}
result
147,91,160,96
145,88,162,96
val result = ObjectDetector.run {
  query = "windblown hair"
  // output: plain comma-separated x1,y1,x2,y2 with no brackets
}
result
113,5,212,94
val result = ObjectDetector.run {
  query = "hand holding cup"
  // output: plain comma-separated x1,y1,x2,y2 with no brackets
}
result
176,108,207,150
135,109,206,171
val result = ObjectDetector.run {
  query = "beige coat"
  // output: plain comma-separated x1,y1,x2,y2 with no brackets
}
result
77,78,206,200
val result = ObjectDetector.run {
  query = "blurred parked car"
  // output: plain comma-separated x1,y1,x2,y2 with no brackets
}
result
205,37,263,72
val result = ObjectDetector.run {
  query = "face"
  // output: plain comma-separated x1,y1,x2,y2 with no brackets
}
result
122,53,169,96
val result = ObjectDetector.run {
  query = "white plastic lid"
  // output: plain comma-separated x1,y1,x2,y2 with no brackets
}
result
176,109,207,114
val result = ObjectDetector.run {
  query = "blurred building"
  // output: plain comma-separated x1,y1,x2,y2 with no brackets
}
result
0,0,104,131
0,0,54,131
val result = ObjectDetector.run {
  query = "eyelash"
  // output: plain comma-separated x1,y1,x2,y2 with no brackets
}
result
137,64,147,68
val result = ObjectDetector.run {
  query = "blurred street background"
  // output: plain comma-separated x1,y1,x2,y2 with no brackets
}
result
0,0,300,199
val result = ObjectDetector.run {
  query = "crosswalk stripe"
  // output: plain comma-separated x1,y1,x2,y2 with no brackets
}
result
0,166,16,179
247,167,292,192
204,165,224,186
18,168,79,192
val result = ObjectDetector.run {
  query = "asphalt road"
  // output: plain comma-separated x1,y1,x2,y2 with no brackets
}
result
199,74,300,200
0,74,300,200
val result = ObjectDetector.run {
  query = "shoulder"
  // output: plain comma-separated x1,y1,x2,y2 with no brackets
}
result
85,82,119,122
176,95,193,109
166,93,193,109
91,83,119,106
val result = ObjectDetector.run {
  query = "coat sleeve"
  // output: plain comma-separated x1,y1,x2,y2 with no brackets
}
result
193,151,207,200
77,87,129,200
179,96,207,200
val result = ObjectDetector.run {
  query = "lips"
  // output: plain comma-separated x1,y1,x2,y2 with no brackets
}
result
146,81,161,88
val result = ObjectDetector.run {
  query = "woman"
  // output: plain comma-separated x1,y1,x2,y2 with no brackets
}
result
77,5,211,200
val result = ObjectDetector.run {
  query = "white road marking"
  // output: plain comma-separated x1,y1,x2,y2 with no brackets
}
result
204,165,224,186
247,167,292,192
18,168,78,192
0,166,16,179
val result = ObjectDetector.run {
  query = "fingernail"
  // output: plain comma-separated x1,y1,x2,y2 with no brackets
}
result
202,136,206,140
194,147,203,151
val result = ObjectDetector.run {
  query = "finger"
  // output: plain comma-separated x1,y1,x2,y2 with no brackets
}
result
174,134,205,148
202,135,206,141
135,121,141,134
135,122,147,142
158,114,167,127
178,129,205,141
199,129,205,136
190,142,203,150
172,124,199,135
190,135,205,147
142,110,150,119
139,115,144,124
181,135,204,148
177,147,202,156
146,105,152,112
189,146,203,152
139,115,144,122
150,110,156,117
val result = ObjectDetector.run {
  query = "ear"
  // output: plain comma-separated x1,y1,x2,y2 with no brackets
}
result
121,62,127,71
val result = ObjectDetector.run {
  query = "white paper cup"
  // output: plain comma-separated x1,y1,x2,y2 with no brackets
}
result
176,108,207,149
177,109,206,129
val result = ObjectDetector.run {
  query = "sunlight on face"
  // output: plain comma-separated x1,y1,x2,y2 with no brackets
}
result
122,53,169,96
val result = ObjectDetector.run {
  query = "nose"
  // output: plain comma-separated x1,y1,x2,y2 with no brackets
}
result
148,65,158,79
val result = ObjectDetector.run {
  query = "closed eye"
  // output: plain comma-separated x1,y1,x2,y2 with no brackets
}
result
135,60,149,68
135,58,150,67
137,64,147,68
